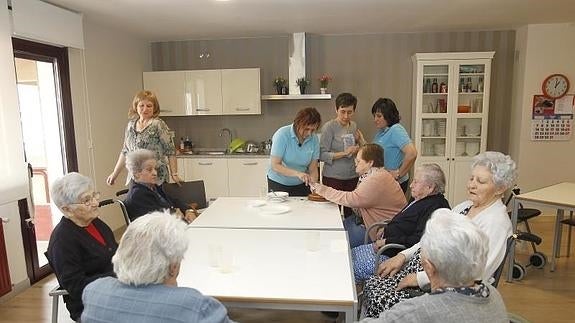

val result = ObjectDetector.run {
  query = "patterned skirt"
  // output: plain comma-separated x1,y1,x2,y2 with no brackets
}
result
363,249,424,318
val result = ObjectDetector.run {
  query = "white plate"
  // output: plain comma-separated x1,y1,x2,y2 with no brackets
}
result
259,205,291,215
246,199,266,207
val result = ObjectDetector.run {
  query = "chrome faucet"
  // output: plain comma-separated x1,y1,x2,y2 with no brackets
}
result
219,128,232,152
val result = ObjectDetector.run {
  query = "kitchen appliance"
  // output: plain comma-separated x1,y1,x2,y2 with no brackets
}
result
245,141,259,153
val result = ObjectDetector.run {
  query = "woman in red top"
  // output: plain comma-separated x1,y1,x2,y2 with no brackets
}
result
46,172,118,321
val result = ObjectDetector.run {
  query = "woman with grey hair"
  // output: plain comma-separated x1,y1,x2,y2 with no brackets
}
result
81,212,232,323
123,149,196,222
46,172,118,322
351,163,450,281
360,210,508,322
363,151,515,317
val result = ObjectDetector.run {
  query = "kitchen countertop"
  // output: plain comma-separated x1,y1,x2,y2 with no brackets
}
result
177,152,270,159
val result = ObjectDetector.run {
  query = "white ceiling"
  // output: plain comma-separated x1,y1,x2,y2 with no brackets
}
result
44,0,575,41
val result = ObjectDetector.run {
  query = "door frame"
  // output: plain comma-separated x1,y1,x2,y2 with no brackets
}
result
12,38,78,284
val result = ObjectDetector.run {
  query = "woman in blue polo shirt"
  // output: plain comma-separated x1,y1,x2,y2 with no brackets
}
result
372,98,417,193
267,107,321,196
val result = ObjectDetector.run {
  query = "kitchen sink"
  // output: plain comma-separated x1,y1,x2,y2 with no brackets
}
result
192,148,228,155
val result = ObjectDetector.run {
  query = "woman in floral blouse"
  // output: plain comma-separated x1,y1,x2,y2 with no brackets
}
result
107,90,181,186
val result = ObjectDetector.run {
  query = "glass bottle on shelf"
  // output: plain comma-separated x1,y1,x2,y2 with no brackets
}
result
431,78,438,93
478,77,484,92
466,77,472,92
439,82,447,93
459,78,465,93
424,79,431,93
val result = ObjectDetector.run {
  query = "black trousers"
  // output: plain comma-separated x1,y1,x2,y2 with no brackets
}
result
267,177,311,197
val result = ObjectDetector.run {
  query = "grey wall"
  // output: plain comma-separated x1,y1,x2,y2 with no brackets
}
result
151,31,515,152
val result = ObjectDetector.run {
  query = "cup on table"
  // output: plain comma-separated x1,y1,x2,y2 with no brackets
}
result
306,231,321,252
219,246,235,273
208,243,222,268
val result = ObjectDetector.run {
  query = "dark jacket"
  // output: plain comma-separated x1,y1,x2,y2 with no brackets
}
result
46,217,117,321
124,181,187,221
383,193,450,255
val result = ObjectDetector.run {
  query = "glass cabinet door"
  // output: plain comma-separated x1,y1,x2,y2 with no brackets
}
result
420,64,449,158
454,63,486,158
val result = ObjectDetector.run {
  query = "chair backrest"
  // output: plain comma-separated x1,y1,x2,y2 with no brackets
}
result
162,180,208,210
492,235,515,288
504,186,521,207
99,198,131,226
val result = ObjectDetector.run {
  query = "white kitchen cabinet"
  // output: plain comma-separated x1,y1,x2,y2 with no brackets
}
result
222,68,261,115
228,158,269,196
412,52,494,206
142,68,261,116
143,71,187,116
183,158,229,201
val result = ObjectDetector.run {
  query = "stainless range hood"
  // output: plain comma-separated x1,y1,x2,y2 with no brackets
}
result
261,32,331,100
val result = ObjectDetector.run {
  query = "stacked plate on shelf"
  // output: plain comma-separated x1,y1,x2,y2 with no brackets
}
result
436,120,446,136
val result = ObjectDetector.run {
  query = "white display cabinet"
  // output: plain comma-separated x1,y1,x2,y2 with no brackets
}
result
412,52,494,205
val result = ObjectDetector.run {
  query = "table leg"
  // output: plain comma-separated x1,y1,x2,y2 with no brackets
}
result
551,209,564,271
345,307,354,323
506,198,519,282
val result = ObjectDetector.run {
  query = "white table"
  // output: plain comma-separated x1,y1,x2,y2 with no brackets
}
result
190,197,344,230
179,228,357,322
507,182,575,281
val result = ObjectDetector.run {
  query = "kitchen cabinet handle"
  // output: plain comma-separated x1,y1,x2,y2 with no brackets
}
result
160,109,173,112
242,162,258,166
197,108,210,111
235,107,250,111
198,162,213,166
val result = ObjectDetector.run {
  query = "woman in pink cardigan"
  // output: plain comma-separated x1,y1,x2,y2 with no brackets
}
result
311,144,407,247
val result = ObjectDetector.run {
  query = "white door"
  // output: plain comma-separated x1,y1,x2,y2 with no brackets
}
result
143,71,187,116
186,70,222,115
222,68,261,115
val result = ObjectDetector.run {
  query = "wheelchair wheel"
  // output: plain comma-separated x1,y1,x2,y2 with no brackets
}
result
512,263,525,281
529,252,547,269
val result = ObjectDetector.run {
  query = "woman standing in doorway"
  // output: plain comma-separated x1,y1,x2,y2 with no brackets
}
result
372,98,417,193
320,93,365,217
106,90,181,186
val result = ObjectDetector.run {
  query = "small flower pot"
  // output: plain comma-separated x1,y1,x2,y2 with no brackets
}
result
320,88,327,94
299,86,306,94
275,86,283,95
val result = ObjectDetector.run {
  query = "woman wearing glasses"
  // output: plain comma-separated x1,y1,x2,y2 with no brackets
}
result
46,172,118,322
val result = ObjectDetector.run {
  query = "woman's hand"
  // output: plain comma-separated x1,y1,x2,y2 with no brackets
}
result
184,209,197,223
344,145,359,158
372,238,386,251
171,174,183,186
106,173,117,186
355,129,366,146
297,172,312,186
396,273,418,290
377,253,406,277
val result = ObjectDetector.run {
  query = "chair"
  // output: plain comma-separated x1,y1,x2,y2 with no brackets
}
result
99,194,131,226
560,211,575,257
48,285,69,323
162,180,208,212
504,187,546,269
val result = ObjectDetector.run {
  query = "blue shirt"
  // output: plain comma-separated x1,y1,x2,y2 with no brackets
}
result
267,124,320,186
373,123,412,183
82,277,233,323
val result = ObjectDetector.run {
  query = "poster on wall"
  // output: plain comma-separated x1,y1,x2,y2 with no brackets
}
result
530,95,574,141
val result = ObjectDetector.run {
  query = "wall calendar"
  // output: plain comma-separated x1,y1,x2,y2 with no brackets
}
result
531,95,574,141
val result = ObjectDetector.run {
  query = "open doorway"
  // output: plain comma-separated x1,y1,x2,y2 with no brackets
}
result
12,38,77,284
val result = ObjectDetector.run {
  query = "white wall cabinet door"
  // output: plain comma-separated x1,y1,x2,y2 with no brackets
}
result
143,71,187,116
222,68,261,115
186,70,222,115
449,160,473,206
183,158,228,200
228,158,268,196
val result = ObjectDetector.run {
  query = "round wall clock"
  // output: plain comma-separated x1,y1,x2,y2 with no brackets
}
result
542,74,569,99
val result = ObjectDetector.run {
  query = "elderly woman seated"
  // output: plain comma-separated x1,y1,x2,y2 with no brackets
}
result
360,210,508,322
124,148,196,222
46,172,118,321
311,143,407,248
363,151,516,317
351,163,449,281
81,211,232,322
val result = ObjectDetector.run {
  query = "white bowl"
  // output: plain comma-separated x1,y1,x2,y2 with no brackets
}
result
267,191,289,198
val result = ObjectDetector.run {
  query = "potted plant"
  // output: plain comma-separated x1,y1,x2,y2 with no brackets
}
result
318,74,332,94
273,77,287,95
296,77,310,94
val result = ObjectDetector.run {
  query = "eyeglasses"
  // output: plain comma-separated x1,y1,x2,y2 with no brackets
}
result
69,192,101,206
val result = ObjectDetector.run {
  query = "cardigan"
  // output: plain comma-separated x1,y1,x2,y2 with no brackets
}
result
46,217,117,321
383,193,450,252
314,168,406,240
124,181,188,221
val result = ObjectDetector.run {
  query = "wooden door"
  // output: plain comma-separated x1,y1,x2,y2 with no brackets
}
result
0,219,12,297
